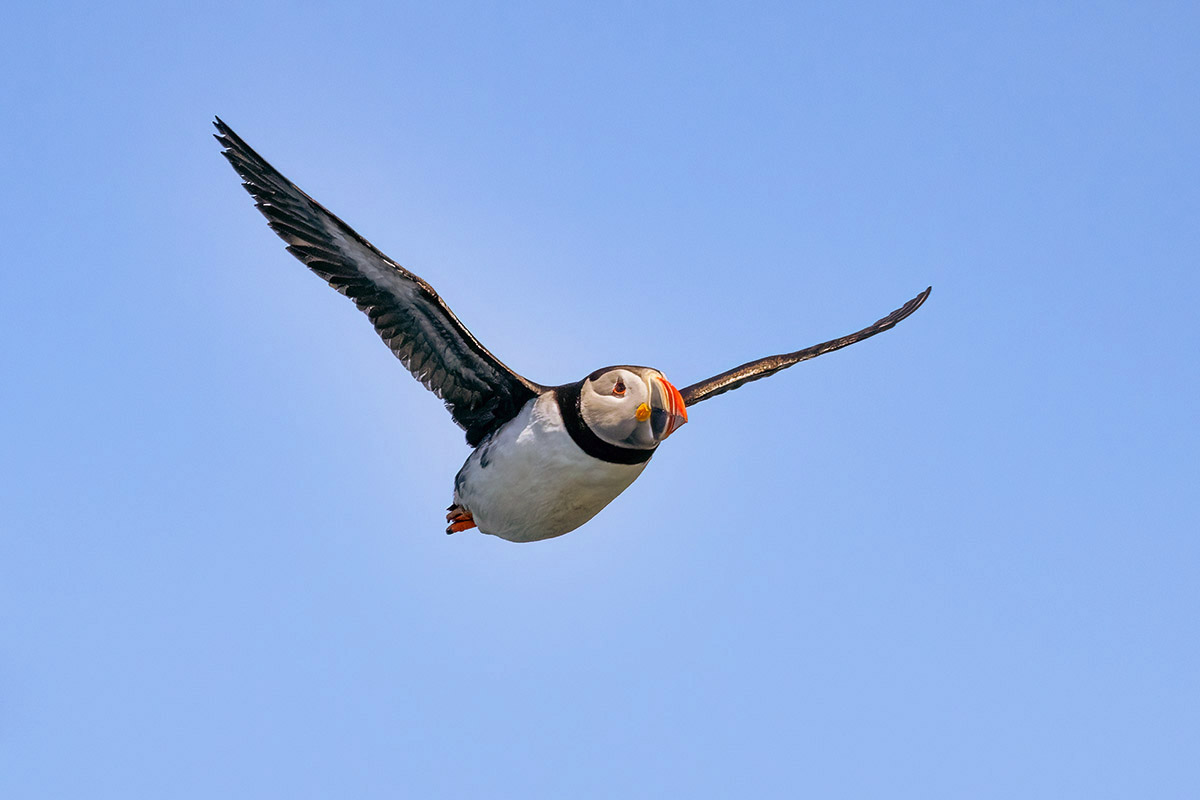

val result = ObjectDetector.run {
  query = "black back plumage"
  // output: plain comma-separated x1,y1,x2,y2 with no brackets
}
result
213,118,544,445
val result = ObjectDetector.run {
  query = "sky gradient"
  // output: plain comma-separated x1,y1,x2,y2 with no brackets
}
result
3,2,1199,797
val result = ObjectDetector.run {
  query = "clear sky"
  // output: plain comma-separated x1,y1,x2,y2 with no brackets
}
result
3,2,1198,797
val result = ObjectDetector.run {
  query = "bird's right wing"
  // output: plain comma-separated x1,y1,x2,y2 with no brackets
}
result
214,118,545,445
678,287,931,407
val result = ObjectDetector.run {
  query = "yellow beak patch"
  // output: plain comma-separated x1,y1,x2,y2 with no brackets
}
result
635,402,651,422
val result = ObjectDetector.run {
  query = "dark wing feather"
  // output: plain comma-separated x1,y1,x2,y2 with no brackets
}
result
678,287,931,407
213,118,543,445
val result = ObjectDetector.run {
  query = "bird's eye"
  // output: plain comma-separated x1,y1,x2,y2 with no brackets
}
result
613,380,626,397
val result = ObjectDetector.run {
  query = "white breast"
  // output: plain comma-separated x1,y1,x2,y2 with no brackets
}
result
452,393,650,542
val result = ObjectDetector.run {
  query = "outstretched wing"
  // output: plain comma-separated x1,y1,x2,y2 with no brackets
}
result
678,287,931,407
213,118,544,446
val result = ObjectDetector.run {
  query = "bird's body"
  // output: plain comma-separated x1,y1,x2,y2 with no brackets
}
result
214,118,930,542
452,392,648,542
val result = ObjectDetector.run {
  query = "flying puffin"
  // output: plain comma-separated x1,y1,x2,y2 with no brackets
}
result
214,118,930,543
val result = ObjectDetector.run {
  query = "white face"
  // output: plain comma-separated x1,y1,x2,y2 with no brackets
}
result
579,367,688,449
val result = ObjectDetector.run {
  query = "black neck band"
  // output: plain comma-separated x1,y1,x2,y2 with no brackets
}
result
555,383,655,465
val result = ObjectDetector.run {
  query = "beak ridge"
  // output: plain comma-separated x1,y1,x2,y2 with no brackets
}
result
653,376,688,440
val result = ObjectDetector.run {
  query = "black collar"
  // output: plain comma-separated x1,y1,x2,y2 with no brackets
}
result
554,382,656,465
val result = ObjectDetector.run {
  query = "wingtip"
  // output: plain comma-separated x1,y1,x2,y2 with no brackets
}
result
908,285,932,312
211,117,250,155
212,117,233,151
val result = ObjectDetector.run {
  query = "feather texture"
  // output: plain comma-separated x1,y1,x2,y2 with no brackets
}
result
213,118,543,445
679,287,931,406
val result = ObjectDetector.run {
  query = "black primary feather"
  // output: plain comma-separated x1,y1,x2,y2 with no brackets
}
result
678,287,931,406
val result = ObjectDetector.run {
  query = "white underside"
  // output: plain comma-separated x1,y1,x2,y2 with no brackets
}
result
452,393,649,542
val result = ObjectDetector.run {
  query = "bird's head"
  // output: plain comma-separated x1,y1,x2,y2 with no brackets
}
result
578,366,688,449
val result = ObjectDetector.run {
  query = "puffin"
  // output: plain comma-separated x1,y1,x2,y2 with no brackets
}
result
214,118,930,543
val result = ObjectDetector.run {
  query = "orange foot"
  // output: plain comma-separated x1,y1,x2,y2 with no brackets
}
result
445,504,477,535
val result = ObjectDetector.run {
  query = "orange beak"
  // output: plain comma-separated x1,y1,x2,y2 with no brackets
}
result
652,375,688,440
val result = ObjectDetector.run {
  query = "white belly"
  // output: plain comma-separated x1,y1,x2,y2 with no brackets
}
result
452,393,650,542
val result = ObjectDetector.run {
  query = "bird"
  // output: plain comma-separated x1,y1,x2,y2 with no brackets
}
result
213,118,930,543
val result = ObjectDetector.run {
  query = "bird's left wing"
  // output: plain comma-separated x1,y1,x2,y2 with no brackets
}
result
214,118,544,445
678,287,931,407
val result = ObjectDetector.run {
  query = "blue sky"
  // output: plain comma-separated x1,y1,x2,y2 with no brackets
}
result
3,2,1198,797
